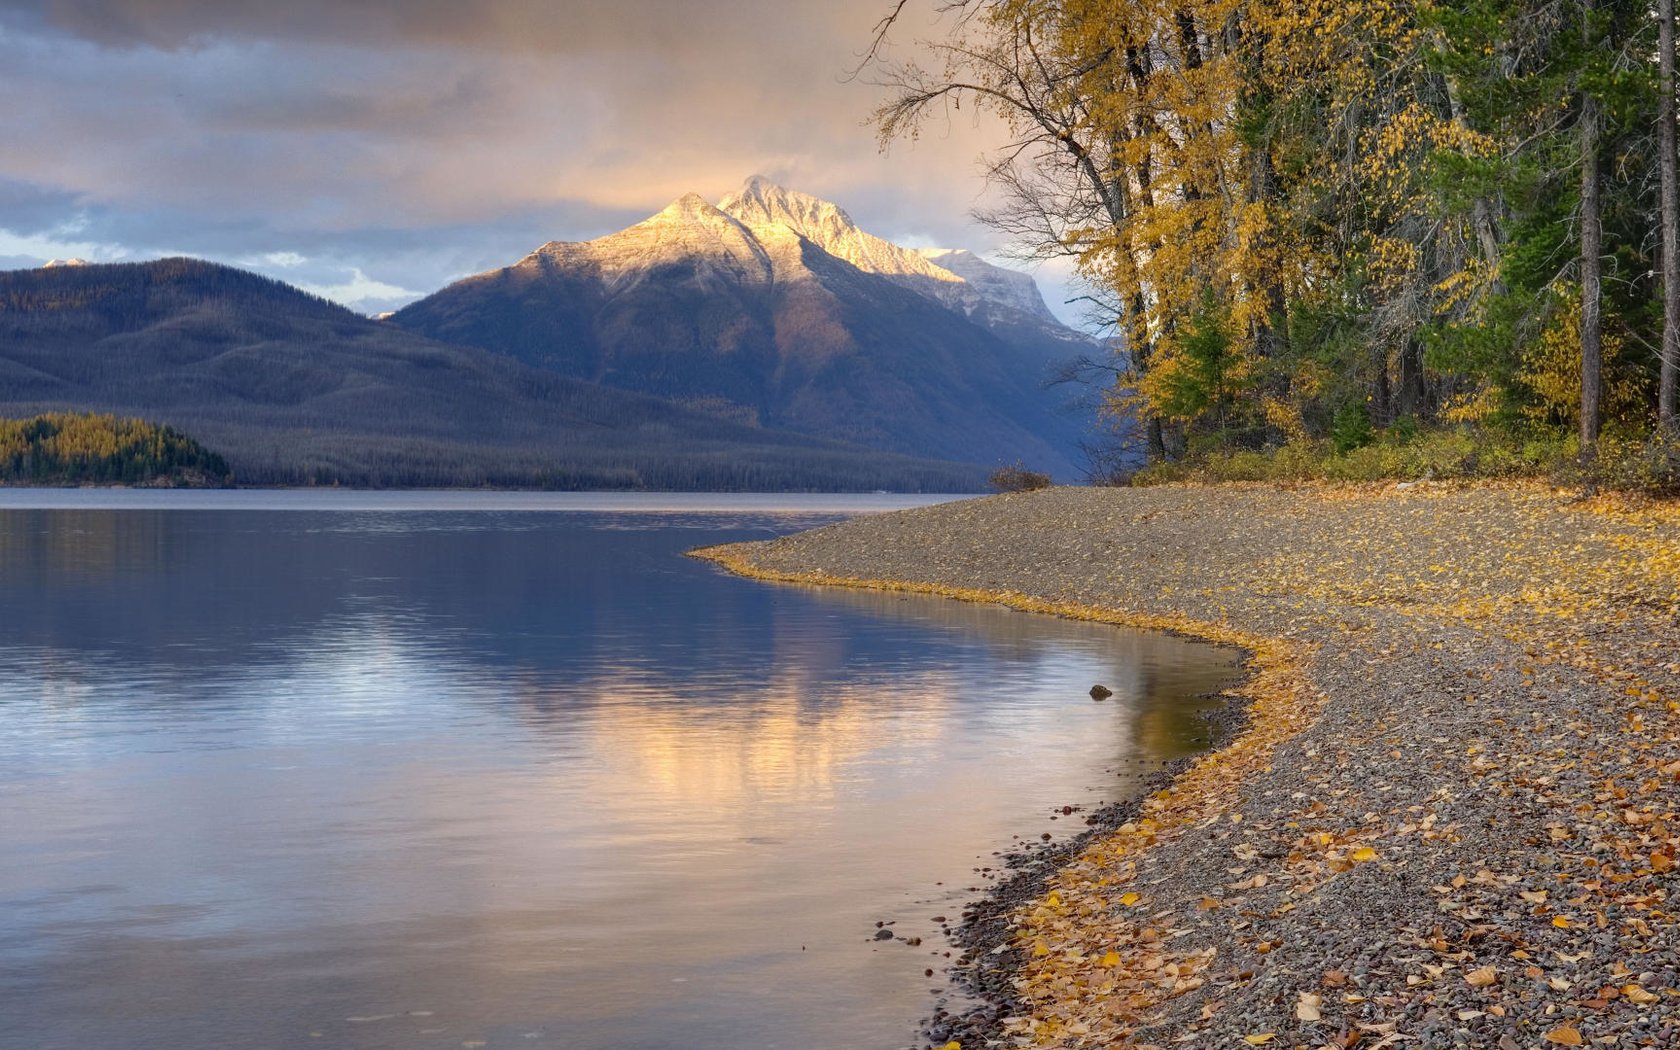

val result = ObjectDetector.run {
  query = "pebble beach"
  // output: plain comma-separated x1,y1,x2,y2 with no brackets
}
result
698,483,1680,1049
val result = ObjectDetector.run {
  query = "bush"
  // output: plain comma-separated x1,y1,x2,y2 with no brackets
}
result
989,462,1053,492
1131,426,1590,487
1330,403,1376,455
1573,433,1680,496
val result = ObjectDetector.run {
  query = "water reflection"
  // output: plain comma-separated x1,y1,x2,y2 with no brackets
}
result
0,503,1237,1050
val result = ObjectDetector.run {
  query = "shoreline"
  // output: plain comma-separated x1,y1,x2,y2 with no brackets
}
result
697,484,1680,1048
691,541,1318,1049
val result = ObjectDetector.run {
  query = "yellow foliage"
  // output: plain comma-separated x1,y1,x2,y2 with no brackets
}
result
1441,383,1504,424
1517,292,1643,426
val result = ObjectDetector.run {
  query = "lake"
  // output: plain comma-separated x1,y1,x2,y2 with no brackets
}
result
0,492,1238,1050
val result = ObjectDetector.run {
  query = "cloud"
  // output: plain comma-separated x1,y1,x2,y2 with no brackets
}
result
0,1,1093,324
293,267,421,316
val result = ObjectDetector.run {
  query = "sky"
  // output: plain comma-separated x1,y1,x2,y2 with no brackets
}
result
0,0,1086,322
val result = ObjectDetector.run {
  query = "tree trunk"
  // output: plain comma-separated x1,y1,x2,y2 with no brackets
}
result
1398,338,1427,419
1371,346,1393,426
1580,0,1604,454
1662,0,1679,431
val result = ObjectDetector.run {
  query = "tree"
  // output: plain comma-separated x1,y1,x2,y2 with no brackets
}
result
866,0,1672,466
1662,0,1679,432
1580,0,1604,454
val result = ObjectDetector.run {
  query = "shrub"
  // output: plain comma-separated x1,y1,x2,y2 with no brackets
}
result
1580,433,1680,496
989,462,1053,492
1130,426,1595,487
1330,403,1376,455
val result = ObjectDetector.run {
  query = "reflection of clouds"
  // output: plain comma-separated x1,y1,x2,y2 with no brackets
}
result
562,667,961,811
0,512,1243,1050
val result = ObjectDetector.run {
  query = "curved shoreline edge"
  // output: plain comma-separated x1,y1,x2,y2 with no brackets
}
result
690,541,1323,1045
692,485,1680,1048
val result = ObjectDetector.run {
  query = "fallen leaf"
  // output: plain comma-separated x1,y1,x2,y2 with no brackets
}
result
1465,966,1498,988
1351,846,1380,863
1623,984,1659,1005
1296,991,1323,1022
1242,1035,1276,1046
1543,1027,1583,1046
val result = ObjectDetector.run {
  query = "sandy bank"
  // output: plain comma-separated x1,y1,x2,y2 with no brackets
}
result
697,484,1680,1049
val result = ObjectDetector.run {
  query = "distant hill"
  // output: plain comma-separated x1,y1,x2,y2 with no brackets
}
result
392,178,1098,478
0,259,985,490
0,412,231,487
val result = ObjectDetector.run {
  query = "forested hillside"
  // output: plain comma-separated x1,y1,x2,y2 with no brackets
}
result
877,0,1680,489
0,259,987,490
0,412,231,487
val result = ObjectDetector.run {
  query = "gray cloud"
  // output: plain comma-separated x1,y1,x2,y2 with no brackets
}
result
0,1,1086,321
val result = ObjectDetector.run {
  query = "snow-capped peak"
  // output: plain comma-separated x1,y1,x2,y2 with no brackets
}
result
485,177,1087,342
658,191,732,223
719,176,962,287
915,248,1061,326
520,190,774,292
43,258,91,268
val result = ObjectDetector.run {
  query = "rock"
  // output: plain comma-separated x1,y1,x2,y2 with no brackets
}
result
874,928,894,940
1089,684,1113,700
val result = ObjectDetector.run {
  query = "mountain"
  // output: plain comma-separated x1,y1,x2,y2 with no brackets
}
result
392,178,1098,477
719,177,1082,345
0,258,986,490
718,176,965,292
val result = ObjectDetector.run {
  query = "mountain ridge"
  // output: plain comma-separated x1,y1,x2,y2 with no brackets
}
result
0,257,987,490
393,177,1095,476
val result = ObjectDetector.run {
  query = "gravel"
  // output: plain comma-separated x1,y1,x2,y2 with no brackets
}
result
698,484,1680,1049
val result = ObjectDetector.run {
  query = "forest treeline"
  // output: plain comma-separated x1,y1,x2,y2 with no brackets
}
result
0,413,233,487
877,0,1680,488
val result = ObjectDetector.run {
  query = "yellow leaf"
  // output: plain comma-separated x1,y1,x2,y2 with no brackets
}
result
1243,1035,1276,1046
940,1043,961,1050
1045,891,1062,908
1101,950,1121,967
1552,916,1572,929
1120,891,1141,907
1544,1027,1583,1046
1350,846,1379,863
1624,984,1659,1005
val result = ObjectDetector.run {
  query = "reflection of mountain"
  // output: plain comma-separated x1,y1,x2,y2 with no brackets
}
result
1,508,1246,1050
0,508,1236,765
551,672,956,807
735,583,1241,761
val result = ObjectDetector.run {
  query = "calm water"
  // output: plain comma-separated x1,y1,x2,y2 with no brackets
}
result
0,492,1238,1050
